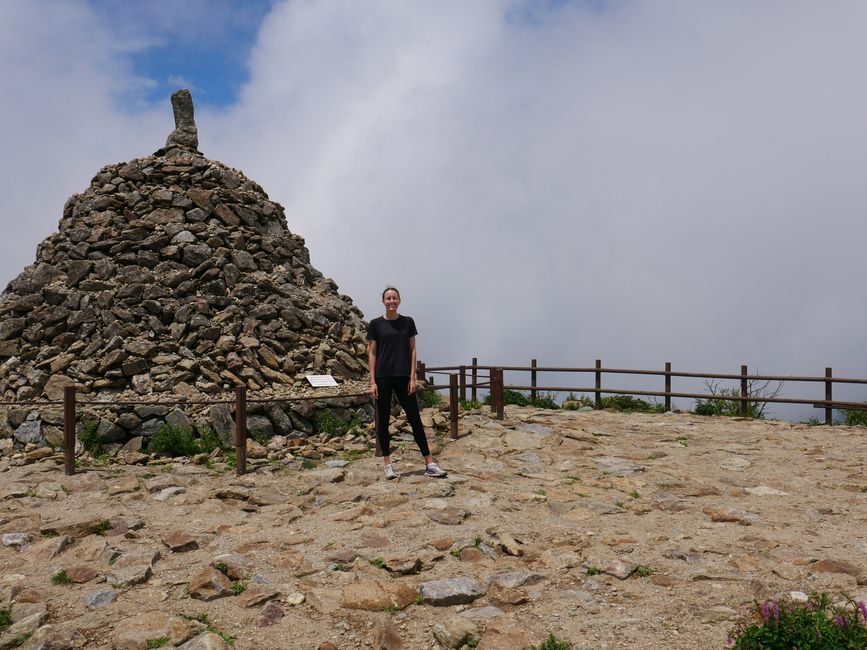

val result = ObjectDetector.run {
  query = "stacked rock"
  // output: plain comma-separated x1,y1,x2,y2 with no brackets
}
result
0,90,370,448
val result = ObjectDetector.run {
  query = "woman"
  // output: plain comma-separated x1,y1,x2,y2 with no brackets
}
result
367,287,447,479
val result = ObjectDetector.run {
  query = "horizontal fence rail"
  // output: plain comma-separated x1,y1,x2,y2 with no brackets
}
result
419,359,867,425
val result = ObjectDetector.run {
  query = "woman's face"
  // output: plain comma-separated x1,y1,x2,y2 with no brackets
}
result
383,290,401,312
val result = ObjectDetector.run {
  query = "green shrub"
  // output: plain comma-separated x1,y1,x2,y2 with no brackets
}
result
562,393,594,410
694,389,764,419
249,428,272,446
728,593,867,649
460,399,482,410
522,633,572,650
529,392,560,410
600,395,664,413
417,387,443,408
78,421,105,456
694,377,781,420
840,407,867,427
315,409,362,437
0,608,11,634
197,426,225,454
149,425,199,457
146,638,171,649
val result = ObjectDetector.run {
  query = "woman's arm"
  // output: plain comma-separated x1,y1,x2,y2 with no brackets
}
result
367,340,378,398
408,336,417,395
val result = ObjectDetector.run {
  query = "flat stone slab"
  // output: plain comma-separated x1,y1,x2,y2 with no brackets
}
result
420,577,487,606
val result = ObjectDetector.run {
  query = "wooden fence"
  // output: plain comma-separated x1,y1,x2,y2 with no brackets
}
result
418,358,867,426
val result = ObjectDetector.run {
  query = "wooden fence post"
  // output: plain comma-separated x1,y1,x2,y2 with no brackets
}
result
664,362,672,412
459,365,467,402
491,368,504,420
531,358,537,401
63,386,76,476
471,358,478,402
417,361,426,382
740,365,749,417
595,359,602,410
449,374,459,439
235,386,247,476
825,367,833,426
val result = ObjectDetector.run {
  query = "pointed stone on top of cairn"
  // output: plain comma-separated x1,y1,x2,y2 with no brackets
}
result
165,89,199,150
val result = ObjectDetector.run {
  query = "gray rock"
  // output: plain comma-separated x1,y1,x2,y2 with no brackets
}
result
165,88,199,149
210,405,235,445
419,577,487,606
246,414,273,440
265,404,294,435
459,605,505,621
2,532,30,547
179,632,232,650
85,588,119,610
134,418,165,438
166,408,193,431
107,564,152,588
490,571,544,589
13,419,44,445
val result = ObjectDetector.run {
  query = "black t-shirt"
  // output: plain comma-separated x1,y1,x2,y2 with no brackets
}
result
367,315,418,378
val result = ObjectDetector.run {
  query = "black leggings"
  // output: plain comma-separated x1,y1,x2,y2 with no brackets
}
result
375,376,430,458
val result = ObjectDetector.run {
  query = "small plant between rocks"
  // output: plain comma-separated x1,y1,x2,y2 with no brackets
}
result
89,520,112,536
522,633,572,649
184,613,234,646
146,637,170,649
727,592,867,649
0,607,11,634
149,424,223,458
315,409,363,437
78,421,106,457
51,570,73,585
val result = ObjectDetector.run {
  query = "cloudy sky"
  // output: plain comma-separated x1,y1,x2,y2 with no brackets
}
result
1,0,865,417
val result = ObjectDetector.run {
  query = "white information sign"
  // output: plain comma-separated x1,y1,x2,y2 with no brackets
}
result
306,374,338,387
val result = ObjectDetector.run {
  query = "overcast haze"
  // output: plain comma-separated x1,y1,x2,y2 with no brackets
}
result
1,1,865,417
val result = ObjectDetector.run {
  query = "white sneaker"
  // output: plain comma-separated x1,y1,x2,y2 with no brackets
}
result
425,462,447,478
384,464,396,480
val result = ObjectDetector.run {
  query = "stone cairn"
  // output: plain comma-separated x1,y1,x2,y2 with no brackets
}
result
0,90,372,454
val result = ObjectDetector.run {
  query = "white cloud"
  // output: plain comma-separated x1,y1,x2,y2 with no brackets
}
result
2,0,866,417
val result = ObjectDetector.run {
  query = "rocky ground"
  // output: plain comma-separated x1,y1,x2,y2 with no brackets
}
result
1,406,865,650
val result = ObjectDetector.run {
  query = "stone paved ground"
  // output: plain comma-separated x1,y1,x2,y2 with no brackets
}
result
1,406,865,649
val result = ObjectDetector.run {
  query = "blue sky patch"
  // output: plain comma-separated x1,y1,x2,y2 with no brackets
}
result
89,0,276,109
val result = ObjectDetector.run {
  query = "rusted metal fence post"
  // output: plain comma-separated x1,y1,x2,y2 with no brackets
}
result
740,365,749,417
63,386,76,476
595,360,602,410
530,358,537,401
664,362,672,412
471,358,478,402
459,365,467,402
235,386,247,476
449,374,459,439
825,367,833,425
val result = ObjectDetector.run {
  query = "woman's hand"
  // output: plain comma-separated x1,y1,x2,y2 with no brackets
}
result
370,381,378,399
408,376,417,395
